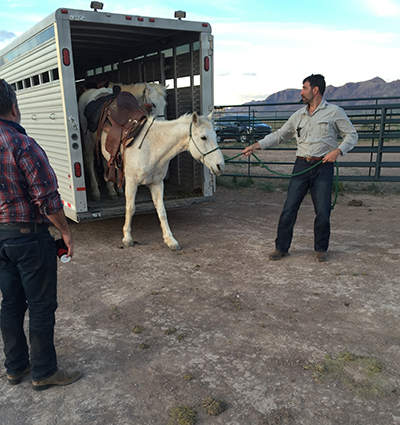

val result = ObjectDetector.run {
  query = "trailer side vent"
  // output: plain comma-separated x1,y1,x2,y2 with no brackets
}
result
51,68,59,81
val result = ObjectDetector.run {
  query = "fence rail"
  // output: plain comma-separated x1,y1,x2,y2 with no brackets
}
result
215,98,400,182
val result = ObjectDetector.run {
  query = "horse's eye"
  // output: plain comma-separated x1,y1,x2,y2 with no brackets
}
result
201,136,207,141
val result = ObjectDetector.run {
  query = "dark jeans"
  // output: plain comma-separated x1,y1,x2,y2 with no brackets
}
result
0,226,58,381
275,158,334,253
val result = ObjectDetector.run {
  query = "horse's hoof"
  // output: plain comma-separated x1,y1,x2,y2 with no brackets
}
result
169,244,181,251
122,238,134,247
91,194,101,202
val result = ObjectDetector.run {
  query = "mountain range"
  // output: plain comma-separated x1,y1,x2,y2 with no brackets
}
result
233,77,400,112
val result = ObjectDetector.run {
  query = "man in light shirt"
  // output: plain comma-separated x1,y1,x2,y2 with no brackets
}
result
243,74,358,262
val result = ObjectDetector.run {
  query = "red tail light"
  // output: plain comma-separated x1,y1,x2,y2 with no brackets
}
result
74,162,82,178
62,48,70,66
204,56,210,72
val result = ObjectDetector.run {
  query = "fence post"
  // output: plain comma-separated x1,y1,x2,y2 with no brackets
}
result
375,107,387,180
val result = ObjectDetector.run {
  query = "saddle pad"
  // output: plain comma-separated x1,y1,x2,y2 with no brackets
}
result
84,93,117,132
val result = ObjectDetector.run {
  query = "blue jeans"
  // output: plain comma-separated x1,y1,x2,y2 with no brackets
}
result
0,226,58,381
275,158,334,253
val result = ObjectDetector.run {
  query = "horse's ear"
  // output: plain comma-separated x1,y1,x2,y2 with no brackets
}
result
207,112,213,121
192,111,199,125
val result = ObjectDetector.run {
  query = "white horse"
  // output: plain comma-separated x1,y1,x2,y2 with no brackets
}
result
99,112,225,250
78,82,167,201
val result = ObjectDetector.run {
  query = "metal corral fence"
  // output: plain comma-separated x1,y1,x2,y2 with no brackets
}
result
214,97,400,182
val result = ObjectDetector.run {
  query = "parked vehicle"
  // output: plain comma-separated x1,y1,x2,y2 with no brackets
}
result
0,6,215,222
215,115,272,143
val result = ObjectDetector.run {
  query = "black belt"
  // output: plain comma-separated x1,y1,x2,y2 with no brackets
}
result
0,222,49,229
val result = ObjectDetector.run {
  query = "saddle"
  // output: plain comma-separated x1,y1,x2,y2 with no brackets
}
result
96,91,153,187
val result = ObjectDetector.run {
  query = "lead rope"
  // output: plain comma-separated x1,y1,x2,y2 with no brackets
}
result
224,153,339,210
138,116,156,149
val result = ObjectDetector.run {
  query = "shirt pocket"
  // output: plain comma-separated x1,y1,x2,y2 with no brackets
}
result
316,119,335,139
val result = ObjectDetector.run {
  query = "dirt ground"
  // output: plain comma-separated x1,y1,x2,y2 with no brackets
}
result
1,184,400,425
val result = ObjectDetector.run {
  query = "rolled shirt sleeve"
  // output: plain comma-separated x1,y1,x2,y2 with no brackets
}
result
258,112,298,150
335,108,358,155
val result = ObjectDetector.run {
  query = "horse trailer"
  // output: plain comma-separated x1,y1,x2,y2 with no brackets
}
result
0,6,215,221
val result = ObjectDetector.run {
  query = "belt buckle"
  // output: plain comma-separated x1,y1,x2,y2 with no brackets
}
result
306,157,313,162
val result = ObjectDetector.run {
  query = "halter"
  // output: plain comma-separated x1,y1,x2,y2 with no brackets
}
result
142,86,148,104
189,122,220,158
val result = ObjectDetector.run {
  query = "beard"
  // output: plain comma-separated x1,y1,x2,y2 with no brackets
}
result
301,92,314,105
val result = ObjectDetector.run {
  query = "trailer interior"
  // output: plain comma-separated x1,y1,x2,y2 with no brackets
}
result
0,8,215,221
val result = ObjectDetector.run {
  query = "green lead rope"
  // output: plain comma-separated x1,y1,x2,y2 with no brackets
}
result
224,153,339,210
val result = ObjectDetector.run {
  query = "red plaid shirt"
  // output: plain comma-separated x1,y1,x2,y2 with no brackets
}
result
0,118,63,223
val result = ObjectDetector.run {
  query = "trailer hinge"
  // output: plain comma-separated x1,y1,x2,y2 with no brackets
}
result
209,175,216,189
208,35,213,52
68,116,78,130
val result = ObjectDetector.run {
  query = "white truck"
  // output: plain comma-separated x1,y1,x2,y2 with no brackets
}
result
0,5,215,221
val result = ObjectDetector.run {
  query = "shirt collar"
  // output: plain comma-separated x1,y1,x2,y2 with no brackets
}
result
0,118,27,135
302,99,327,117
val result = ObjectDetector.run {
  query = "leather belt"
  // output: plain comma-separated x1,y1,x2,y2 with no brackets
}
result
296,156,324,162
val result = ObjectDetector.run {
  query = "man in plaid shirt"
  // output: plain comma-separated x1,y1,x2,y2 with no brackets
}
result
0,79,82,390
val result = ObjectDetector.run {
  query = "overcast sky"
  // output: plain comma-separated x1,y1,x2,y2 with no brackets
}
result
1,0,399,105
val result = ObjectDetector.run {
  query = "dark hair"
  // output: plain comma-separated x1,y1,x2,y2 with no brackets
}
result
0,79,18,116
303,74,326,96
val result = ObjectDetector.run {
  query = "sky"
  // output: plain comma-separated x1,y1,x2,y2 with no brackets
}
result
1,0,400,105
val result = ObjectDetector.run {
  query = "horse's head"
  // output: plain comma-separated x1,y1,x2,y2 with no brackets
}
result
114,82,167,119
142,82,167,119
188,112,225,176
